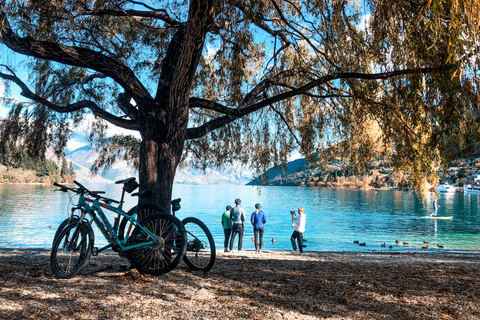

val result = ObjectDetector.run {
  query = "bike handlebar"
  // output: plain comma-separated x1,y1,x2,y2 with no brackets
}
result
55,180,119,204
53,182,77,193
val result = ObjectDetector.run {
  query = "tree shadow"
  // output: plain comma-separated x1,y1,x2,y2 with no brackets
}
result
1,249,480,319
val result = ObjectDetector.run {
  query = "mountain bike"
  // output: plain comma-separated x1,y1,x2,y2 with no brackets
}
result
172,198,216,272
51,179,187,278
118,197,216,272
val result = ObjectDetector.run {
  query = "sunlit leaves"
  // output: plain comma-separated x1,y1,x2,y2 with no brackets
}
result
1,0,479,195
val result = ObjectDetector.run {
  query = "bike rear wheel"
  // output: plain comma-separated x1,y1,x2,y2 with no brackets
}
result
182,217,216,271
50,221,94,279
129,213,186,276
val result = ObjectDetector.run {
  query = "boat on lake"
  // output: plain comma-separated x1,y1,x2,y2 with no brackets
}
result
435,183,456,194
464,184,480,194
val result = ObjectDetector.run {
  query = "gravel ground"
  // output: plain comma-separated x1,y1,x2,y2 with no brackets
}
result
1,248,480,319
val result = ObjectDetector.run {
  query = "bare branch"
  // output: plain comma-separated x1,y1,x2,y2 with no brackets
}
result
0,66,139,130
0,9,153,108
270,104,301,146
270,0,340,69
234,2,291,48
189,98,238,115
185,65,455,140
77,8,182,27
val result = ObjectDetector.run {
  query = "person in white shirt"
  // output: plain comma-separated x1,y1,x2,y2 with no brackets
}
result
290,207,306,253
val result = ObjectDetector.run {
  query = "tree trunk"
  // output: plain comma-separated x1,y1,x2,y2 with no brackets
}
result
138,137,183,213
135,0,215,212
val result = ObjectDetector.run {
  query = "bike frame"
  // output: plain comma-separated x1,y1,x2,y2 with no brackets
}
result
69,190,158,253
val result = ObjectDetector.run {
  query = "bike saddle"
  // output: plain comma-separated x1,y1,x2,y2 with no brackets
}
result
131,190,153,198
115,177,136,184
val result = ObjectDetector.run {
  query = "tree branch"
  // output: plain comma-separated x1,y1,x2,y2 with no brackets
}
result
77,8,181,27
0,9,153,109
270,104,301,146
185,65,455,140
189,97,240,115
0,66,139,130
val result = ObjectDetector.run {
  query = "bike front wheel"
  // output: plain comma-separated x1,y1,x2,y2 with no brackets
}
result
50,220,94,279
129,213,187,276
52,217,79,246
182,217,216,272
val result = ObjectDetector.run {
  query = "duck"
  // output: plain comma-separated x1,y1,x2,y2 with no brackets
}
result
422,245,429,250
437,244,444,249
353,240,359,244
389,245,393,249
423,240,430,244
271,238,277,244
359,242,366,246
381,243,386,248
395,240,402,245
403,242,410,245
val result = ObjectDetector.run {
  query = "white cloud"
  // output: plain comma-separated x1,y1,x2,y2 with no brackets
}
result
66,136,89,152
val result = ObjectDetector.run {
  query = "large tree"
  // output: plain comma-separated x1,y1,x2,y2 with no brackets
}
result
0,0,479,207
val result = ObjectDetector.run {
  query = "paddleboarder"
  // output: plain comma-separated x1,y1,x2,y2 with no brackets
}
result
430,199,440,217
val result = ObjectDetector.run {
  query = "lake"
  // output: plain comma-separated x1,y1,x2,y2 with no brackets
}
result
1,183,480,253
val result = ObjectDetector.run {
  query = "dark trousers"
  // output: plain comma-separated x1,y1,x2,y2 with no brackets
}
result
230,223,244,250
291,230,304,253
254,227,264,250
223,228,232,249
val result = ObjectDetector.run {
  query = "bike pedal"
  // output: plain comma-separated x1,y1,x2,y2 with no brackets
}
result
92,247,99,256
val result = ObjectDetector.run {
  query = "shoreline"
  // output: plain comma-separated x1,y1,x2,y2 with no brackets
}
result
2,246,480,255
1,249,480,319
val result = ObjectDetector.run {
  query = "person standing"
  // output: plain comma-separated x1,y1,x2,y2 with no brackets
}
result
290,207,306,253
430,199,440,217
251,203,267,253
230,198,246,252
221,205,233,252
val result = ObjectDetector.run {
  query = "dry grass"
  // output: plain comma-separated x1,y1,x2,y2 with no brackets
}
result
1,249,480,319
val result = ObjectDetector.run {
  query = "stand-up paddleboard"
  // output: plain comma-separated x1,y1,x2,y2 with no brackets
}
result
421,216,453,220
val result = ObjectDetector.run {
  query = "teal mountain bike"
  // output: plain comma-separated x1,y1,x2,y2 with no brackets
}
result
51,179,187,278
52,178,216,277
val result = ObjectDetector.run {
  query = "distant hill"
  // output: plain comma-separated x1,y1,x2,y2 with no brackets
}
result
247,158,310,186
66,145,252,185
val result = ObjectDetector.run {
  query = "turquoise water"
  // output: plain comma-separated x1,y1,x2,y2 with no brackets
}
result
1,183,480,252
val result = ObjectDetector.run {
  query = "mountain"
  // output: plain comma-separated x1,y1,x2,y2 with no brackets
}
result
66,145,252,185
70,161,113,183
175,166,251,185
66,146,136,182
246,158,309,186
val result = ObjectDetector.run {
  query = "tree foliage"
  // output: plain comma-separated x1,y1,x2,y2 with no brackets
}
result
0,0,479,201
0,139,58,177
